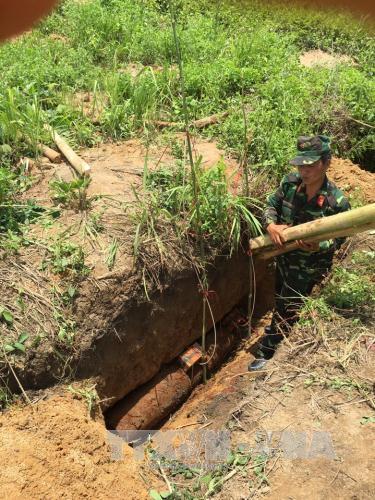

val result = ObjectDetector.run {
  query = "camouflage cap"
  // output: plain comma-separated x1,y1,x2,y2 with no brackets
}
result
290,135,331,166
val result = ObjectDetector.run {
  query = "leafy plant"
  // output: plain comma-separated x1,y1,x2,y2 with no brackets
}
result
44,240,89,276
323,267,374,309
298,296,335,326
50,177,92,211
360,416,375,425
326,377,363,391
0,306,13,326
67,384,98,417
145,443,260,499
4,332,29,354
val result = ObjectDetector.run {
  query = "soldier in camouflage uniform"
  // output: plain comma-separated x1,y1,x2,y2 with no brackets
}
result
249,135,350,371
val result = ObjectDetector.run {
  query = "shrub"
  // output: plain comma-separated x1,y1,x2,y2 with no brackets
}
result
323,268,374,309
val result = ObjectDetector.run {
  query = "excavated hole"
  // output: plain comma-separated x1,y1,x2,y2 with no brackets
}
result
103,277,274,434
353,150,375,173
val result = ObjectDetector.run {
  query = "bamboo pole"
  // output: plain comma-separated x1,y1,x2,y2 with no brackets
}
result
44,125,91,177
250,204,375,254
257,221,375,260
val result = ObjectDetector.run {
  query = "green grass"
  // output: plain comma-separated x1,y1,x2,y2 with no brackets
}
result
323,265,374,309
133,158,262,267
0,0,373,172
0,0,374,367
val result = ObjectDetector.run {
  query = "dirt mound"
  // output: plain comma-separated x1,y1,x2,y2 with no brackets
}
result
329,157,375,204
300,49,355,68
0,392,150,499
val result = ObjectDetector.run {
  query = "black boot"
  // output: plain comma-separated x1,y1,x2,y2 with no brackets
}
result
248,325,278,371
248,356,268,371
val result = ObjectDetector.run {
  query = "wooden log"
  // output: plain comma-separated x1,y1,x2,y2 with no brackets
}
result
152,119,182,129
257,221,375,260
192,111,229,128
250,203,375,254
44,125,91,177
38,143,62,163
151,112,229,130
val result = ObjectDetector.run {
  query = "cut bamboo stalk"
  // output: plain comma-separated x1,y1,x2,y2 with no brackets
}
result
250,204,375,254
20,157,37,173
257,221,375,260
44,125,91,177
38,143,61,163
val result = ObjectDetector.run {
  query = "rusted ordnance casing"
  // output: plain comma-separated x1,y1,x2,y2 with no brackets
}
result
251,203,375,259
106,310,244,431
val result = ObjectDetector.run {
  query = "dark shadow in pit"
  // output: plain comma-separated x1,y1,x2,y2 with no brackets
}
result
353,149,375,173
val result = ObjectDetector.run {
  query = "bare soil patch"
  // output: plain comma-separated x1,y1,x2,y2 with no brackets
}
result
329,157,375,204
0,392,150,499
300,49,355,68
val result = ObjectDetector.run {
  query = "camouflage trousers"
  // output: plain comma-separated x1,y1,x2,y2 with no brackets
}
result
258,252,331,360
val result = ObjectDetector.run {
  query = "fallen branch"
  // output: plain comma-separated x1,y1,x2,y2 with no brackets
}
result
348,116,375,129
152,119,183,129
152,111,229,130
157,460,173,494
96,269,128,280
192,111,229,128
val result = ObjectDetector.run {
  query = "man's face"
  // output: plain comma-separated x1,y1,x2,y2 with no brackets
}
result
298,159,328,186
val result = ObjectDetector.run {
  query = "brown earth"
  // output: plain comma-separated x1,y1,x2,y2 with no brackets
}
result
300,50,355,68
161,239,375,499
0,392,151,499
1,141,373,499
329,157,375,204
2,137,259,410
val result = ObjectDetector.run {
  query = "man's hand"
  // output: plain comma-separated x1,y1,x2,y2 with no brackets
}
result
295,240,320,252
267,223,289,247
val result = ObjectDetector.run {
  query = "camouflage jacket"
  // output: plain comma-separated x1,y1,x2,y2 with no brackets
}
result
263,172,351,271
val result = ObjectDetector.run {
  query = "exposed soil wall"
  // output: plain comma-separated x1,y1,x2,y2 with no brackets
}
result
9,251,269,411
75,253,268,410
106,307,248,430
